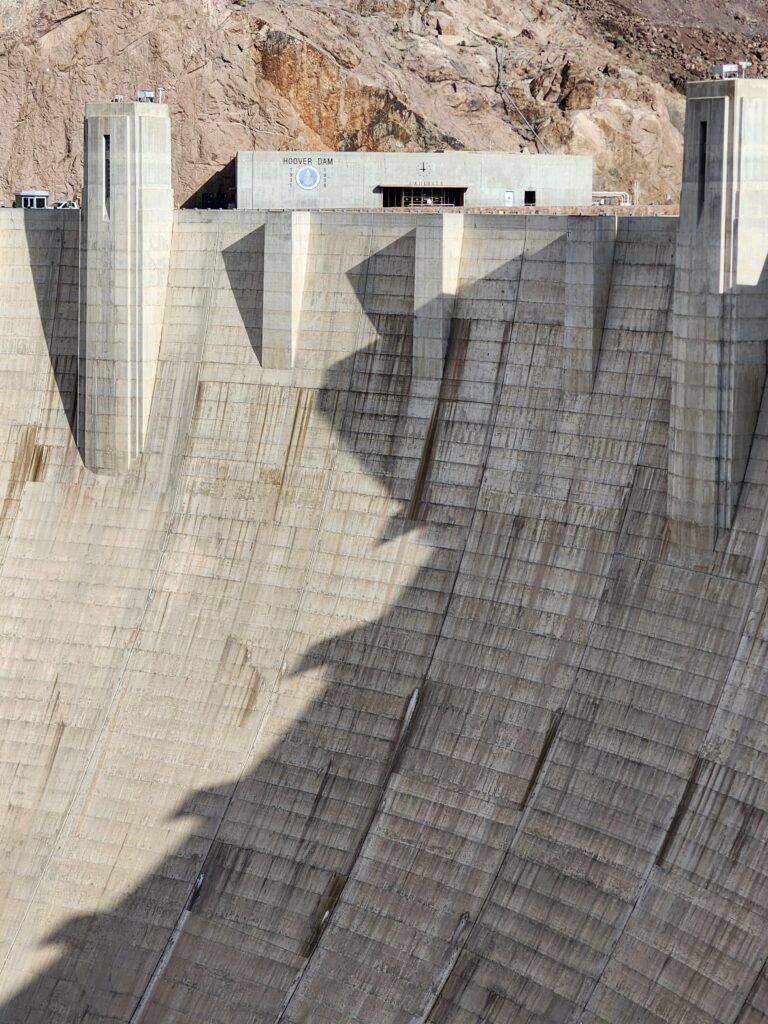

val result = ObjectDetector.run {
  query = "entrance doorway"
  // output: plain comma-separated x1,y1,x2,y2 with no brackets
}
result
382,186,466,208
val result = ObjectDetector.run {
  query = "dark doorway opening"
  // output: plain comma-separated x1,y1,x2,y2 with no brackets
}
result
382,186,466,208
524,190,537,206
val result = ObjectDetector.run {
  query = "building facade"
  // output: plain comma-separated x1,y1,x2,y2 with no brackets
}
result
236,150,593,210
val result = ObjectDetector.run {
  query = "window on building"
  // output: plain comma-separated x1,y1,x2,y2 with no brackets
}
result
524,190,537,206
19,195,47,209
381,186,466,208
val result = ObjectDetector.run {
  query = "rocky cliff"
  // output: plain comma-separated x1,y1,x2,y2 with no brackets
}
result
0,0,763,206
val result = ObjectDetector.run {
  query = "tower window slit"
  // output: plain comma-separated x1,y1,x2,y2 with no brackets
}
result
697,120,707,221
104,134,111,217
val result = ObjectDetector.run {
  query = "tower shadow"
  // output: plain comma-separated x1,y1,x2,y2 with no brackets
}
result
223,225,265,365
182,160,237,210
23,209,81,452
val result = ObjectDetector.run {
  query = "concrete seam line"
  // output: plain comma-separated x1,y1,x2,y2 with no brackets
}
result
268,220,381,1024
126,220,223,1022
353,217,529,1024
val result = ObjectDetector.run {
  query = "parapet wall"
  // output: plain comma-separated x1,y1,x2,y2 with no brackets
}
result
2,204,768,1024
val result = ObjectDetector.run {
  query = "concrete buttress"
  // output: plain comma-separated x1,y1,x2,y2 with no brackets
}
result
414,213,464,381
564,213,617,391
262,211,311,369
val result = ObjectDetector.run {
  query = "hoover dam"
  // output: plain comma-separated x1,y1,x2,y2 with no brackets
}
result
1,77,768,1024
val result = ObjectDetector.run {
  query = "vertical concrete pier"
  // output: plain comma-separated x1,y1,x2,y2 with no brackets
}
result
262,211,311,369
670,79,768,545
564,214,617,392
413,214,464,381
79,100,173,474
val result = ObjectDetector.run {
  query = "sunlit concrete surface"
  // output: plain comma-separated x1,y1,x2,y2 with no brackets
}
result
235,150,593,210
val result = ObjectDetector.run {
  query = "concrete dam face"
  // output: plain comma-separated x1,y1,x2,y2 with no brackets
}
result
2,81,768,1024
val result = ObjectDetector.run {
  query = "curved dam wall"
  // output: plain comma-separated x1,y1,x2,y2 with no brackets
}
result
1,79,768,1024
2,204,768,1024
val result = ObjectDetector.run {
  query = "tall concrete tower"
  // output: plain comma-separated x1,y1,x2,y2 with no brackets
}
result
78,98,173,474
670,78,768,548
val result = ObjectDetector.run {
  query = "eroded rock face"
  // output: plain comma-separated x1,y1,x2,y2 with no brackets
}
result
561,0,768,92
255,25,462,152
0,0,752,206
559,64,598,111
530,62,598,112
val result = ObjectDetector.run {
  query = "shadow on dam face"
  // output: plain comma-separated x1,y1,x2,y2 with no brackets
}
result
7,219,765,1024
23,210,81,454
22,214,267,463
222,225,265,366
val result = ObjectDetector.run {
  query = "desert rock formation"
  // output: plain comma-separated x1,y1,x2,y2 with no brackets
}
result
0,0,698,205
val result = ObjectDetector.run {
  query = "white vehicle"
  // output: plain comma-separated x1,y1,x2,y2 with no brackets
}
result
53,200,80,209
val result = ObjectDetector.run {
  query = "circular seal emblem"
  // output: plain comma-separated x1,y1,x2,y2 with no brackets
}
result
296,166,320,190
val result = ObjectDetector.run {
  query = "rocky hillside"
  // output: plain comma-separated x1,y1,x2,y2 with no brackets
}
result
562,0,768,91
0,0,764,206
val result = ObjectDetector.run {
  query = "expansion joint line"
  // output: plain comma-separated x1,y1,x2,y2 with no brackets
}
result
408,223,570,1024
593,224,618,383
346,222,530,1024
126,222,224,1022
425,230,664,1024
571,257,768,1024
563,253,677,1024
268,225,381,1024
